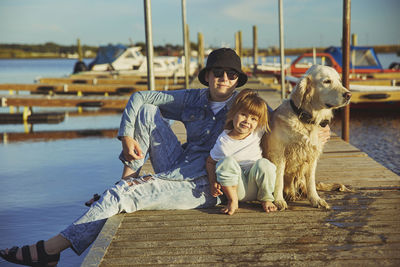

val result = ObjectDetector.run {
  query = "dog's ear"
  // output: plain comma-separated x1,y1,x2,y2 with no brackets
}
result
291,75,313,108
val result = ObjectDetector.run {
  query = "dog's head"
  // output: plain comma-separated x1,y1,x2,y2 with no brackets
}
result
290,65,351,112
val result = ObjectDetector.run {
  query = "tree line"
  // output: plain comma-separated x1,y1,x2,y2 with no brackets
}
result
0,42,398,59
0,42,198,58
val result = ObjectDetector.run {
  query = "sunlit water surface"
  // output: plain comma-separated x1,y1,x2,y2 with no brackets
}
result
0,55,399,266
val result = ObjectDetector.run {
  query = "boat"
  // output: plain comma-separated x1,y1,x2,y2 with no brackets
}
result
74,44,198,78
256,46,400,78
88,44,145,71
254,62,290,73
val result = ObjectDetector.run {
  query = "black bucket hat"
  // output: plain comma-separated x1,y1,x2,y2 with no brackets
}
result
198,48,248,87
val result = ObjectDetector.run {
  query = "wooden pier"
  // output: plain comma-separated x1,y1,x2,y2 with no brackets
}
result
37,77,184,86
0,83,183,95
1,129,117,143
81,86,400,267
1,94,130,109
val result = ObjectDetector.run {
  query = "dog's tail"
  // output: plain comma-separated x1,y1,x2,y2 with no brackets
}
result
316,182,353,192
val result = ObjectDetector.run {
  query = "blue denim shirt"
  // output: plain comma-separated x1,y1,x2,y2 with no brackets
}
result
118,88,237,181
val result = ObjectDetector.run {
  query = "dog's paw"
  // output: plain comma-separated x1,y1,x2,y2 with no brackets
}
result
274,199,288,211
310,197,330,210
284,187,297,201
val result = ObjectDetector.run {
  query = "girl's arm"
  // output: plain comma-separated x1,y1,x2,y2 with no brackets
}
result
206,156,223,197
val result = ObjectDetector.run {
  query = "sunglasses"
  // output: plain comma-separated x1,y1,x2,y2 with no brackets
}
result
211,68,239,80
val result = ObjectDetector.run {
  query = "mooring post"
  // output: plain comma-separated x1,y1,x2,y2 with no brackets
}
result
143,0,155,91
186,24,190,80
238,31,243,58
181,0,190,89
77,38,83,62
278,0,286,99
197,32,204,69
351,33,357,74
235,32,239,55
342,0,351,142
253,25,258,74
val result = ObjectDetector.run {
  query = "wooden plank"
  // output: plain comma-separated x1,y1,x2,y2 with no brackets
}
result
323,139,362,153
1,129,117,143
98,190,400,266
0,112,65,124
0,94,129,109
350,79,398,86
0,83,184,94
70,72,187,80
369,72,400,79
38,77,184,86
350,90,400,103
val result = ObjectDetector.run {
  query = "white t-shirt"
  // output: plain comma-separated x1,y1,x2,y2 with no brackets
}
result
210,128,264,170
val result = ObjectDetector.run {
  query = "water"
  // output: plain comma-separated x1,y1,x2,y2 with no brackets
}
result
0,59,122,267
331,109,400,176
0,55,399,266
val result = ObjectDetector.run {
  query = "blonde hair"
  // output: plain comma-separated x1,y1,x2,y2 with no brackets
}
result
225,88,270,132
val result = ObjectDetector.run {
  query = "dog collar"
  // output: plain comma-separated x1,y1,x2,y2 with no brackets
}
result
290,99,329,127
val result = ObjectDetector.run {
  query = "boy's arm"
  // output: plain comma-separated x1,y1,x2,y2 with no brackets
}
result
206,156,223,197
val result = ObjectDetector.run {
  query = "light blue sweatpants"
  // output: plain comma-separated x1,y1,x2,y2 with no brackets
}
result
216,156,276,202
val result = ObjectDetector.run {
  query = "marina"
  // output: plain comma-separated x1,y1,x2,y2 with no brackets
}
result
0,56,399,266
1,0,399,265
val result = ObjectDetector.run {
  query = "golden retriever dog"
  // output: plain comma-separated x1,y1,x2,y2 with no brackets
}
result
264,65,351,210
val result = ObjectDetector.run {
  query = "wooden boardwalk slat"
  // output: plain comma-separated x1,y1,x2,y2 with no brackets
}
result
1,94,129,109
1,129,118,143
351,90,400,103
93,189,400,266
38,77,184,86
70,73,187,80
82,84,400,267
0,83,184,94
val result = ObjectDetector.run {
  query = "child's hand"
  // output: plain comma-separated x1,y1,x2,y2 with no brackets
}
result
210,182,223,197
318,124,331,145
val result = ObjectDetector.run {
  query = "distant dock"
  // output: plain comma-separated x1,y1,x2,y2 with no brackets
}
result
81,79,400,267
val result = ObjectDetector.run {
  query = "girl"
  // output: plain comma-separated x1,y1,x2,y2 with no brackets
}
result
206,89,277,215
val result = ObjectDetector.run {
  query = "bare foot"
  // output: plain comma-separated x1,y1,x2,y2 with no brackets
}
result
221,200,239,215
262,201,277,213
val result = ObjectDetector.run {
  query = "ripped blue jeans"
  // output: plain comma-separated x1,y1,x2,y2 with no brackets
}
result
61,105,219,255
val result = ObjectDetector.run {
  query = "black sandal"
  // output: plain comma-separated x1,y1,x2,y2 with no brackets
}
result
0,240,60,267
85,193,100,207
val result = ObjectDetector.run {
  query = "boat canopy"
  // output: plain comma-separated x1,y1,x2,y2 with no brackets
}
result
325,46,383,70
90,44,127,65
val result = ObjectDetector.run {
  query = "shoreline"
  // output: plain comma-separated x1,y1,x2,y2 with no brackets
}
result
0,44,398,59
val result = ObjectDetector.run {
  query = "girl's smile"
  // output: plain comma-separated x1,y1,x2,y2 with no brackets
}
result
229,111,259,140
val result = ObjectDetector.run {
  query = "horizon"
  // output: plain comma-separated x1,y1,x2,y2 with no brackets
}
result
1,0,399,48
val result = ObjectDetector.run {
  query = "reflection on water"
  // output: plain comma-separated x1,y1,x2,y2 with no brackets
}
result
0,137,123,267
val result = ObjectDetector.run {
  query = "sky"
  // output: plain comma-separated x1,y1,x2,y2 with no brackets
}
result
0,0,399,49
